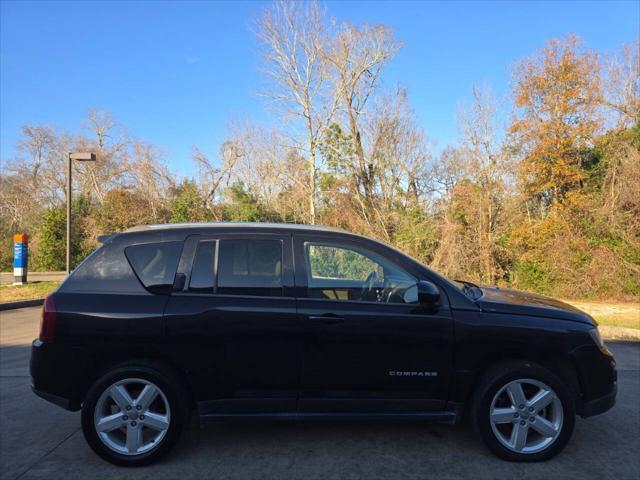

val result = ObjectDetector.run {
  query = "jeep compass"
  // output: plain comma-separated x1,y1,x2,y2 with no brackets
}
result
30,223,617,466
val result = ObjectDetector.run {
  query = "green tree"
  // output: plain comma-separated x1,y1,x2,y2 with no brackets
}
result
169,180,211,223
33,197,93,271
319,123,354,174
222,183,281,222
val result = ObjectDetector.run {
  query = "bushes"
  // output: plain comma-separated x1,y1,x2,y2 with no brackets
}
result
510,260,557,295
32,198,94,271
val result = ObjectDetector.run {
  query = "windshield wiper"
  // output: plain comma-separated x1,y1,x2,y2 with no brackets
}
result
454,279,483,300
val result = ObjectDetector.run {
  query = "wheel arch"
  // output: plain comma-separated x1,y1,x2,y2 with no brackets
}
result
75,352,196,410
462,349,581,414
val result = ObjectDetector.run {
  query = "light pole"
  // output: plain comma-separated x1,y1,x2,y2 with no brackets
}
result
67,152,96,274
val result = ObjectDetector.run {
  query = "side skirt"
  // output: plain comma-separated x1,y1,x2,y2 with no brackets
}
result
199,411,458,424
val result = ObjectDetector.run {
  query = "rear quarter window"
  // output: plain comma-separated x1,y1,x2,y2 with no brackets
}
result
125,242,183,290
58,241,145,294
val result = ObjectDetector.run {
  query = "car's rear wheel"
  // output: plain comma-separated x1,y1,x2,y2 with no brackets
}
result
81,364,188,466
472,361,575,462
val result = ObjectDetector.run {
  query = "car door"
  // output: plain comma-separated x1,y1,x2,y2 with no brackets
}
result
294,234,454,413
163,232,301,415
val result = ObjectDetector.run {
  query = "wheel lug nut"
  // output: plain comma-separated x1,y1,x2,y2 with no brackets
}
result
520,420,526,426
136,405,142,410
514,413,519,418
126,406,131,411
519,404,524,410
528,407,534,412
139,415,145,420
131,421,137,427
123,415,128,421
530,417,535,422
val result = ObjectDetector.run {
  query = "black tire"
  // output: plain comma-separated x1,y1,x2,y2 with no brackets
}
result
81,362,189,467
471,361,575,462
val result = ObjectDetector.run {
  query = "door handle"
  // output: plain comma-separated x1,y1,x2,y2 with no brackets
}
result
308,315,345,324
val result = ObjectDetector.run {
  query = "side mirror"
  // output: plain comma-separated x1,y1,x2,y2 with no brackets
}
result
417,280,440,306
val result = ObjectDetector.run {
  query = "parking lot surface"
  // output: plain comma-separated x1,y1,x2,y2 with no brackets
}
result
1,306,638,480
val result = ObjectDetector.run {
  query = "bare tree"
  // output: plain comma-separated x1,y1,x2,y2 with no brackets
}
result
220,120,311,220
11,125,69,205
75,109,129,202
256,0,339,223
192,140,242,211
127,141,175,221
600,128,640,233
325,21,401,202
432,86,509,283
601,39,640,128
357,88,431,239
0,174,31,230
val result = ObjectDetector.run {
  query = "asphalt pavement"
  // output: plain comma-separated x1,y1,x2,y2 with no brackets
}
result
1,306,638,480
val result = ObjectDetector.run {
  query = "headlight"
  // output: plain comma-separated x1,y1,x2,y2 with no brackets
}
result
588,328,606,349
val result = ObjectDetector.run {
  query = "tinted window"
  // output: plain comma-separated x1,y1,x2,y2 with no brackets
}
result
125,242,182,289
189,241,215,293
304,242,417,304
59,241,146,294
308,244,382,281
217,239,283,296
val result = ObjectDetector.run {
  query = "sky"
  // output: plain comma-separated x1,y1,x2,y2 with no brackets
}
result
1,0,638,178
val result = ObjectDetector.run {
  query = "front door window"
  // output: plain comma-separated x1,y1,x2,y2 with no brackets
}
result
304,242,418,304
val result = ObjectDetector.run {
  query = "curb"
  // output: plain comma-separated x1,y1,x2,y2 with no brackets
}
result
0,298,44,311
599,325,640,342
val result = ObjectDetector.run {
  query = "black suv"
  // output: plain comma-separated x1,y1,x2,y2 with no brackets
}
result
31,223,616,466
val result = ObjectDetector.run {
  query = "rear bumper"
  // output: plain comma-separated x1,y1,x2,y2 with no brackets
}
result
31,385,76,411
30,339,84,411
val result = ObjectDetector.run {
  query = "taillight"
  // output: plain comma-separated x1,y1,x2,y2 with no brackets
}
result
39,294,56,342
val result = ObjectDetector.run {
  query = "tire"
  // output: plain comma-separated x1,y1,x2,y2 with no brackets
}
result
81,362,189,466
471,361,575,462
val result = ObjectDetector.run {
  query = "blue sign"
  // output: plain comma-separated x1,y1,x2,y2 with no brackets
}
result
13,234,29,283
14,243,28,268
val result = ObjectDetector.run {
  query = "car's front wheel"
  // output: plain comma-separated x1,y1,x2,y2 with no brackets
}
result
81,363,188,466
472,361,575,462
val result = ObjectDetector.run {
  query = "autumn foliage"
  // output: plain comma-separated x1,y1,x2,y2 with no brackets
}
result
511,36,602,207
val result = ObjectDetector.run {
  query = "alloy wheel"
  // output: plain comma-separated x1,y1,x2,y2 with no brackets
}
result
489,378,563,454
93,378,171,456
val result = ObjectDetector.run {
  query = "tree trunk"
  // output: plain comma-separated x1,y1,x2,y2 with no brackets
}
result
345,97,372,201
308,150,316,224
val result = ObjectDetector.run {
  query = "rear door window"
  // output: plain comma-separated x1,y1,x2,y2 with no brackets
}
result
125,241,182,291
217,239,283,296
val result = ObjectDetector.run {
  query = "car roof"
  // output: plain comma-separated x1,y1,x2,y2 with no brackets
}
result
124,222,349,235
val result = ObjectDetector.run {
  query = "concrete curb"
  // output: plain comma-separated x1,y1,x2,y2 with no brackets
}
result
600,325,640,342
0,298,44,311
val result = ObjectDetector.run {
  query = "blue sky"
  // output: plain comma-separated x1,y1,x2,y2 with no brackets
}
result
1,0,638,178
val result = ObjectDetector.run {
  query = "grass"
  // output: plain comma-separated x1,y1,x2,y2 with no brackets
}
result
0,281,60,303
563,299,640,330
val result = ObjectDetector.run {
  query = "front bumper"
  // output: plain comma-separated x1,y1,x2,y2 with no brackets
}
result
572,342,617,418
579,380,617,418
